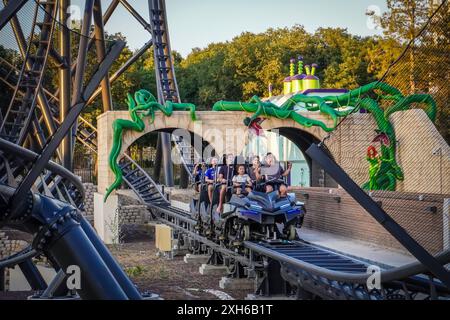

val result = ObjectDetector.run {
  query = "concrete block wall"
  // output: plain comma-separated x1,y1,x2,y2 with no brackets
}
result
390,110,450,194
81,183,97,223
118,193,150,225
118,205,149,225
327,113,378,186
327,110,450,194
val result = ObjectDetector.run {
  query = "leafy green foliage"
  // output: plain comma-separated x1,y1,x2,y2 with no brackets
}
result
0,1,447,143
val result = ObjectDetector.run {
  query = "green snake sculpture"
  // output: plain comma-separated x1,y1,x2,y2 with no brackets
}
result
212,81,437,191
104,89,197,201
106,83,436,197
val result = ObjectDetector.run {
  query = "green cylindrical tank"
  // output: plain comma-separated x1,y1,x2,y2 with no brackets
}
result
302,64,320,90
291,74,304,93
283,58,296,95
292,56,305,92
283,76,292,95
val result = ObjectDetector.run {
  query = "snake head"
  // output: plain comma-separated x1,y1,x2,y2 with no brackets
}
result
245,117,265,136
372,131,391,147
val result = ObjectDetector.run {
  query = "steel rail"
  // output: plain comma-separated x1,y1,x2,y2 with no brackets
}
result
244,240,450,285
0,138,85,201
0,247,37,269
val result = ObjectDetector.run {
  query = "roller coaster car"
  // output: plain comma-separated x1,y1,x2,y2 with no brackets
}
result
190,178,306,243
190,183,209,222
223,191,306,241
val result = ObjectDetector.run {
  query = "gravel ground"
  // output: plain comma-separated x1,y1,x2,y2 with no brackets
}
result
110,240,252,300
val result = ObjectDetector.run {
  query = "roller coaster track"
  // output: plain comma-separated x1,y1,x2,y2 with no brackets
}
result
0,2,128,293
148,0,198,182
0,138,85,209
0,0,58,146
143,199,450,300
0,57,98,154
1,0,448,300
90,147,450,300
0,0,195,183
172,134,201,184
109,135,450,300
149,0,180,103
0,137,85,292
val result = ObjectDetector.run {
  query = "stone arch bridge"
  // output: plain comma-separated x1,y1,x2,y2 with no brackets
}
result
97,109,450,196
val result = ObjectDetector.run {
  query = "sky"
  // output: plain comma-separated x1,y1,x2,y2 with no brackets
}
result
72,0,388,57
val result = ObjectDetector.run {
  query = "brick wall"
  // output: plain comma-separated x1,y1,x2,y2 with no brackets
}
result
0,230,28,260
293,187,447,255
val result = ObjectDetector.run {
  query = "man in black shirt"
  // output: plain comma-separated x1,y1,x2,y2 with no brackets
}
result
216,154,235,213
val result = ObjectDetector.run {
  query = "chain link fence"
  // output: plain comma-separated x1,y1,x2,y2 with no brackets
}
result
323,1,449,256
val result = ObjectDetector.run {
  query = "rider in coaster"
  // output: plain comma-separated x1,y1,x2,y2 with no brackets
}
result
248,155,264,191
205,157,219,204
232,164,253,196
216,154,235,213
261,153,292,198
193,161,207,192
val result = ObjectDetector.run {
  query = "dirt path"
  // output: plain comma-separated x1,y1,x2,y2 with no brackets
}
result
111,240,252,300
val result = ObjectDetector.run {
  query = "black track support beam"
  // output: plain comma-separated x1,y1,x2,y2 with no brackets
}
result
93,0,113,112
18,258,47,291
11,40,126,206
48,220,128,299
0,0,28,30
60,0,72,169
79,215,142,299
306,143,450,288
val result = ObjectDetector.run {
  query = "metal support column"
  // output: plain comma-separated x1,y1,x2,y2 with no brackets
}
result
93,0,113,112
69,0,95,170
18,259,47,291
86,40,153,105
154,134,162,183
79,215,142,299
161,132,173,187
119,0,152,32
60,0,72,169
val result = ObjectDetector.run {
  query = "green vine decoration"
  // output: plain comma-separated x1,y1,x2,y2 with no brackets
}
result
104,89,197,201
105,83,436,197
212,81,437,191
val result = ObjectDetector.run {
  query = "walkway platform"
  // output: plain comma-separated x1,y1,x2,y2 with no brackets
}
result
299,228,416,269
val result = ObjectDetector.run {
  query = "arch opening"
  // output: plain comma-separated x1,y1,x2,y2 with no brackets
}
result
125,128,215,187
241,127,337,188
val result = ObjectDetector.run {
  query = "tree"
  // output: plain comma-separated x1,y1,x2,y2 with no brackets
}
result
373,0,431,93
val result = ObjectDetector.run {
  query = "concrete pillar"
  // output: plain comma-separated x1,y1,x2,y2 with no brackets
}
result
94,192,119,244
